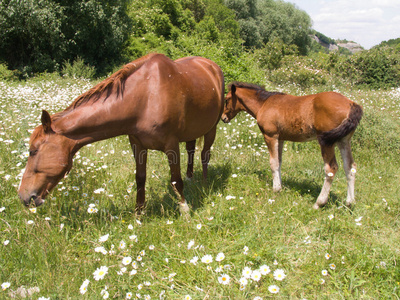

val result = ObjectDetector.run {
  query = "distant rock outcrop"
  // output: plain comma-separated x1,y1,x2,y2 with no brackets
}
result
336,41,364,53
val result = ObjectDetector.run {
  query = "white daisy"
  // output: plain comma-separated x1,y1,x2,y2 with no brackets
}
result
273,269,286,281
268,284,280,294
99,234,109,242
122,256,132,266
251,270,262,282
259,264,271,275
242,266,252,278
218,274,231,285
201,254,213,264
93,266,108,281
216,252,225,262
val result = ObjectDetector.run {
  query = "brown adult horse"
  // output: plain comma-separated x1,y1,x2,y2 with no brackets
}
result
18,53,225,213
221,82,363,209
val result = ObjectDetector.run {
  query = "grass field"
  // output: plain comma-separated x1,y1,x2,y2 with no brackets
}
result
1,76,399,299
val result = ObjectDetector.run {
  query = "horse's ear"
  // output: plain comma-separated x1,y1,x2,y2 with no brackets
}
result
41,110,54,134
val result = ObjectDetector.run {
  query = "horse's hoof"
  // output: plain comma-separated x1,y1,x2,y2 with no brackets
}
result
312,203,321,209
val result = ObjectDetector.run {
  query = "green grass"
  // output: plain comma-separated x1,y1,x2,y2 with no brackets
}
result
0,78,399,299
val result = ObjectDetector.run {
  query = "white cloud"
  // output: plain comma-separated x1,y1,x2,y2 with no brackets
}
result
289,0,400,48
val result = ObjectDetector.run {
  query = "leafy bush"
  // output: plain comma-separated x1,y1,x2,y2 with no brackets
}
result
0,63,19,81
61,57,96,79
269,56,330,88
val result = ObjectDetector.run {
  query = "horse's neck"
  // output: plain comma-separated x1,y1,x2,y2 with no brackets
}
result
53,99,129,146
237,90,264,119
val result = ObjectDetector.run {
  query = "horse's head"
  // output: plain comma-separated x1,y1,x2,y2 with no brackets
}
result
221,83,244,123
18,110,75,207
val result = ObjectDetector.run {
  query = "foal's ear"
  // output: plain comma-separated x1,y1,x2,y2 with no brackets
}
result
41,110,54,134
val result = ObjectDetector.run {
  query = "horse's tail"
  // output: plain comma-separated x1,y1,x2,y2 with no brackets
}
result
318,103,363,146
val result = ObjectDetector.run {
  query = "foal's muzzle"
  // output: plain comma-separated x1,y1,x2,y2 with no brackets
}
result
221,114,230,123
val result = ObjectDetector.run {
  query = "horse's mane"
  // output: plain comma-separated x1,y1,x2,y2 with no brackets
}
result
53,53,159,120
229,81,285,100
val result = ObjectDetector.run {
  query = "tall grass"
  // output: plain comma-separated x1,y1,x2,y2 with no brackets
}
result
0,77,399,299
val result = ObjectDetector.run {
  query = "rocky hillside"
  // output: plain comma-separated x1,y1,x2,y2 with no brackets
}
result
336,41,364,53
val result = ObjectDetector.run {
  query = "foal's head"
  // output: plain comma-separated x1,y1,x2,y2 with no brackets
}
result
18,111,74,207
221,83,245,123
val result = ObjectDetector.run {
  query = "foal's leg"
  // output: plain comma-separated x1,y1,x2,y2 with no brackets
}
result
129,136,148,213
166,141,189,214
186,140,196,179
337,135,356,207
264,136,283,192
201,126,217,180
314,144,338,209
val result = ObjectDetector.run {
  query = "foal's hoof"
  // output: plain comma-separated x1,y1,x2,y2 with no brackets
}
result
312,203,321,210
179,202,190,215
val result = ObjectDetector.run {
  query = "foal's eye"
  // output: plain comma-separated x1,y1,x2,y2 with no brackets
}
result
29,149,38,157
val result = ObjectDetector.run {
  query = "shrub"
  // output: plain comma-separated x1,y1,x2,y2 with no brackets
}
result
269,56,330,88
0,63,19,81
61,57,96,79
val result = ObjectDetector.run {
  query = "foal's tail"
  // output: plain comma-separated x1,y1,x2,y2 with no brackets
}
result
318,103,363,146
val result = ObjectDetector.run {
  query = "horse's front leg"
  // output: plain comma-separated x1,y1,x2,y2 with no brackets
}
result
314,144,338,209
166,142,189,214
264,136,283,192
129,136,148,213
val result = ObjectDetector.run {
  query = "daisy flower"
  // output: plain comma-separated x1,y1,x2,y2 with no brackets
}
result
99,234,109,242
126,292,133,299
1,282,10,290
196,224,202,230
329,263,336,270
259,265,271,275
242,266,252,278
190,256,199,265
119,240,126,249
79,279,89,294
254,297,263,300
29,207,37,213
93,266,108,281
273,269,286,281
268,284,280,294
187,240,195,249
184,295,192,300
218,274,231,285
216,252,225,262
201,254,213,264
322,269,328,276
251,270,262,282
325,253,331,260
239,277,248,286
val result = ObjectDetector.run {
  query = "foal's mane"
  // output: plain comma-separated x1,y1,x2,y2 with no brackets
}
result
53,53,158,120
229,81,285,100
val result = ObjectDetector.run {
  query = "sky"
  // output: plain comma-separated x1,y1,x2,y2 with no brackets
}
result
288,0,400,49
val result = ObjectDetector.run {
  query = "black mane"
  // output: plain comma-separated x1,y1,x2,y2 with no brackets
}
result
229,81,285,100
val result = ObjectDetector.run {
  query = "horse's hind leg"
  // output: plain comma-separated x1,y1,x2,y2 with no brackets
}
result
201,126,217,180
186,140,196,179
129,136,148,213
314,144,338,209
165,141,189,214
337,134,356,207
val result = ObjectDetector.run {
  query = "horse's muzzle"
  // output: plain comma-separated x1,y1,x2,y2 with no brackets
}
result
19,193,45,207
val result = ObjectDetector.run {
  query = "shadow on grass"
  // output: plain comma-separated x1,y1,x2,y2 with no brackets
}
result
282,177,341,208
142,162,233,218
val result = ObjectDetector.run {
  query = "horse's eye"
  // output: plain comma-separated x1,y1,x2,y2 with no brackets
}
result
29,149,38,157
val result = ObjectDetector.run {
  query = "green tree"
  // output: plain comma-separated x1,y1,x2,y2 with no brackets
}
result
0,0,65,72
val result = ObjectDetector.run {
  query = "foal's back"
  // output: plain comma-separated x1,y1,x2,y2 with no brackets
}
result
257,92,356,142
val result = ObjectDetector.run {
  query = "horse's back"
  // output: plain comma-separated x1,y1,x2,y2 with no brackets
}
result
128,54,224,144
312,92,356,133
